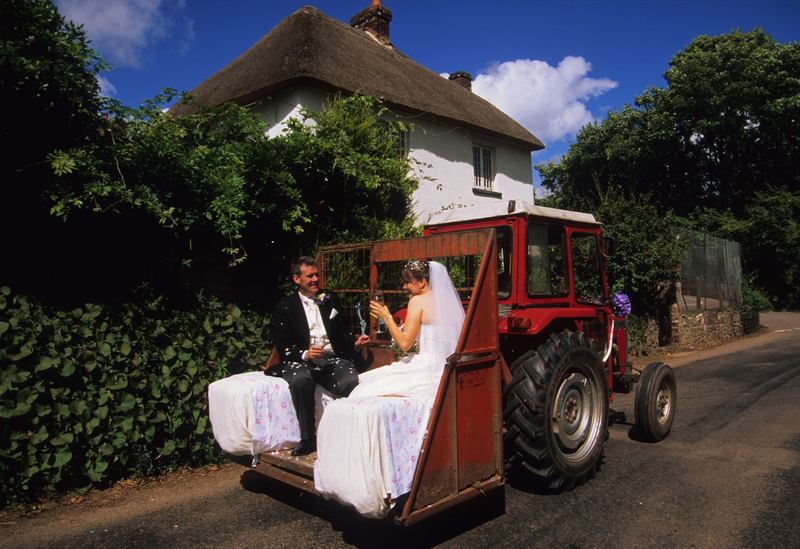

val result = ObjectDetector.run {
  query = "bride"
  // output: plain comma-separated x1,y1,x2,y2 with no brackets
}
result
313,260,465,517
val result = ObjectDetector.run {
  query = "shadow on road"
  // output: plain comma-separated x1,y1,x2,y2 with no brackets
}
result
238,469,505,548
609,407,660,443
503,407,658,496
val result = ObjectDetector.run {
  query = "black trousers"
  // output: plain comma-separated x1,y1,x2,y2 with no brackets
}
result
279,358,359,440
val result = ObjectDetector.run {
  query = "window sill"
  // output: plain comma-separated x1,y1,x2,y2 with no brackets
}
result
473,188,502,199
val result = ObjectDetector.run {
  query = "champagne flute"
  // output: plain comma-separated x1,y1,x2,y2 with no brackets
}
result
310,335,325,353
372,292,388,339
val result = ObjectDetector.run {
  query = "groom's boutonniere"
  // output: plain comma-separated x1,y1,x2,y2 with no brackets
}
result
316,292,330,306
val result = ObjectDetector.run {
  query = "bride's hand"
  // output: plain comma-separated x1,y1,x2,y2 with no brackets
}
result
369,300,390,322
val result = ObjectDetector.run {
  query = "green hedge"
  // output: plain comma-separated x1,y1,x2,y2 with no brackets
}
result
626,314,649,354
739,306,760,335
0,286,271,507
739,274,768,335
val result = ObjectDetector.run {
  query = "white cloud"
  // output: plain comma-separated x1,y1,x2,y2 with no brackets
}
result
472,57,618,143
56,0,188,67
97,75,117,97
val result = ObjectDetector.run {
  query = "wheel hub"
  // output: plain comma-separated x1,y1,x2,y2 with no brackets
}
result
552,372,596,452
564,396,578,423
656,386,671,424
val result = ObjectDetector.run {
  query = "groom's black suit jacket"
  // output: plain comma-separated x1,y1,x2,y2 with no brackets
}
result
272,291,362,367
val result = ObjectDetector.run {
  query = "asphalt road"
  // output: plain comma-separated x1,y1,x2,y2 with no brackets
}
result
4,312,800,549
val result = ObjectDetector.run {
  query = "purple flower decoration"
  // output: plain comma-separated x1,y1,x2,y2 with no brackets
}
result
610,293,631,317
316,292,330,306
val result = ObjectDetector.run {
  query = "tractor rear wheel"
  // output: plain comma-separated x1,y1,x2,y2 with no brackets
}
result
634,362,676,442
502,329,609,490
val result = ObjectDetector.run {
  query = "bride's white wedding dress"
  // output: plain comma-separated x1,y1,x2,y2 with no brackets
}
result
313,262,464,518
348,321,448,406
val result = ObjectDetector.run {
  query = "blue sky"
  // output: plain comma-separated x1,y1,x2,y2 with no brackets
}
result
54,0,799,190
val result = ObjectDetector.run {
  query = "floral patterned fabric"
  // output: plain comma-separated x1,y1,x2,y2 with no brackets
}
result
209,370,434,518
208,372,332,456
313,322,457,518
313,395,431,517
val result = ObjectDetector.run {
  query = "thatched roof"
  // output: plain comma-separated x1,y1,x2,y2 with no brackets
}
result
168,6,544,151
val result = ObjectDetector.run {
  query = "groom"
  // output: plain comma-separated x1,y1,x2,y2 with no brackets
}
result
272,256,369,455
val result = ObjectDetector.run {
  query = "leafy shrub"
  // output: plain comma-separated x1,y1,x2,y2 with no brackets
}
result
626,314,649,354
0,286,271,507
739,274,769,335
739,307,760,335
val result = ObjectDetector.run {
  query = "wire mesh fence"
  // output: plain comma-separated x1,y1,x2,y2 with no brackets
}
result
674,227,742,312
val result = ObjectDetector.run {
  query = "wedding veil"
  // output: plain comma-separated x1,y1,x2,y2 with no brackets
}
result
421,262,466,360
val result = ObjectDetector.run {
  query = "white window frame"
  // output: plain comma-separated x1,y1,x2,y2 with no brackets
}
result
392,126,407,157
472,144,494,189
379,121,407,158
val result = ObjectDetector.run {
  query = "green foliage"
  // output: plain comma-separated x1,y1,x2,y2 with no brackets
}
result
626,313,649,354
0,286,271,507
537,96,685,215
741,273,770,313
46,92,419,267
592,188,682,318
706,187,800,310
266,94,420,249
0,0,109,174
738,274,768,335
663,29,800,215
739,307,760,336
40,92,420,307
47,90,275,264
537,29,800,308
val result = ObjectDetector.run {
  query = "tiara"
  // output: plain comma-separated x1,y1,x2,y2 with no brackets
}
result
405,259,430,272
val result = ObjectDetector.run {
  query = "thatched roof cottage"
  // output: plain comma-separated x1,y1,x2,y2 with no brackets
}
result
170,2,544,222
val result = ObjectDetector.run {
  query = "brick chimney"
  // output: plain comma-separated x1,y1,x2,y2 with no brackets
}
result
351,0,392,46
449,71,473,91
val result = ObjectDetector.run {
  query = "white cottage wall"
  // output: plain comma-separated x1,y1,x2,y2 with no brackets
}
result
251,86,326,138
404,116,535,223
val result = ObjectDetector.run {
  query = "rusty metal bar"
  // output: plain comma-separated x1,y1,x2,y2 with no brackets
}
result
399,476,504,526
251,460,318,494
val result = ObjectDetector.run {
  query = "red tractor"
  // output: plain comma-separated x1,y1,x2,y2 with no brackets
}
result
245,200,676,524
423,200,676,490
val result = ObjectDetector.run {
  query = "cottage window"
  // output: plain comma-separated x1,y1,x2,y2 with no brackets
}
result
472,145,493,189
379,122,407,158
392,127,406,157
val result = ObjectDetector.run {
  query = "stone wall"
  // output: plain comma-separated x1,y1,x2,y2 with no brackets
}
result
638,307,744,356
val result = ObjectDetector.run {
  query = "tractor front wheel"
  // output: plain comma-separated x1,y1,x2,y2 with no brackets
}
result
502,329,609,490
634,362,676,442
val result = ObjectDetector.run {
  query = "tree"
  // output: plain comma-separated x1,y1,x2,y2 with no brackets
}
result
538,29,800,308
594,189,682,315
595,188,683,345
707,188,800,308
256,94,420,252
536,94,690,215
0,0,108,174
662,29,800,217
539,29,800,218
1,0,112,304
40,92,419,307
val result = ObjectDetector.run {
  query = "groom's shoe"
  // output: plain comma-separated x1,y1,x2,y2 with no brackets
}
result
291,437,317,456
